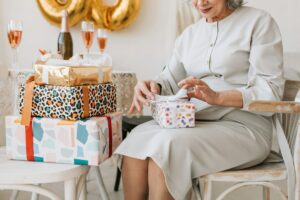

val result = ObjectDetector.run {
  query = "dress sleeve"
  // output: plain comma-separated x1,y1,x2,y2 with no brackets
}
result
236,14,285,115
154,36,187,95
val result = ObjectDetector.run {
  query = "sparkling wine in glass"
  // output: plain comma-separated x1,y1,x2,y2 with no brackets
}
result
97,28,108,53
97,28,112,83
81,21,94,55
7,20,23,68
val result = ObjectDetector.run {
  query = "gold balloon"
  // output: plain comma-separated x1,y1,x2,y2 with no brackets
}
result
36,0,92,27
36,0,141,31
88,0,141,31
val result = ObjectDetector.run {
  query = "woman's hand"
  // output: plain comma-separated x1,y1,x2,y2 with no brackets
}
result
178,76,219,105
128,80,161,114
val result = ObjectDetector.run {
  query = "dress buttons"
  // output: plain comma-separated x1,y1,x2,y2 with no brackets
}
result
210,43,214,47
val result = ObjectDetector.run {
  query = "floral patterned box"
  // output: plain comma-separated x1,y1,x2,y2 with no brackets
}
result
151,100,195,128
19,83,116,121
5,112,122,166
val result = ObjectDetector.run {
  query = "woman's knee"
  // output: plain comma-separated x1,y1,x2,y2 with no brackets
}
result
148,158,164,181
122,156,149,171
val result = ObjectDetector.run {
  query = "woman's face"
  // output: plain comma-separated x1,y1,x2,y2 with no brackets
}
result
194,0,229,22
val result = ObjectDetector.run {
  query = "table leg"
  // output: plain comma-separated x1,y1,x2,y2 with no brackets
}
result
64,179,76,200
30,193,39,200
93,166,109,200
10,190,18,200
78,175,87,200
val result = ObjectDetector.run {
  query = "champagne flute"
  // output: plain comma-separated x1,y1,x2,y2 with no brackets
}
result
7,20,23,68
97,28,112,83
81,21,94,55
97,28,108,54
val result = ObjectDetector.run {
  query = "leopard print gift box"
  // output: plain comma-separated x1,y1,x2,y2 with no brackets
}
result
19,83,116,120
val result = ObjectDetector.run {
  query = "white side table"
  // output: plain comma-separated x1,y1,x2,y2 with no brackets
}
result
0,147,89,200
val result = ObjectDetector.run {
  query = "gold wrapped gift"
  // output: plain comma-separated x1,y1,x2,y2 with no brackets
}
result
34,63,99,86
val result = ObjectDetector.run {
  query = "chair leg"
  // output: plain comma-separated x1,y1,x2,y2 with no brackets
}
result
31,193,39,200
31,184,41,200
64,179,76,200
114,168,122,191
203,178,212,200
10,190,18,200
263,186,271,200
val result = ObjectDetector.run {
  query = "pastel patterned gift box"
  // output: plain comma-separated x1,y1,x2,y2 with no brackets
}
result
5,112,122,166
19,83,116,121
151,100,195,128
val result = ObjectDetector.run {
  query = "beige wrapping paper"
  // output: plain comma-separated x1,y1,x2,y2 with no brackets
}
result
34,63,99,86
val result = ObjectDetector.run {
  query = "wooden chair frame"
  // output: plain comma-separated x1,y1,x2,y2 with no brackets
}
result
197,80,300,200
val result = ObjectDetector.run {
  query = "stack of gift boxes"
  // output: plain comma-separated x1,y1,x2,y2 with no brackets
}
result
5,62,122,166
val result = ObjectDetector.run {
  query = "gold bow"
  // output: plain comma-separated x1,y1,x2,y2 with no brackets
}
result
36,0,141,31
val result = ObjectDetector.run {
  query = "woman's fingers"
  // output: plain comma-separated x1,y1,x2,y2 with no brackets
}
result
178,77,207,88
139,81,154,99
134,88,148,104
129,80,159,114
134,99,143,112
136,93,149,105
132,97,143,112
187,85,205,99
128,102,136,114
185,79,206,87
150,81,159,94
128,99,143,114
179,78,218,105
178,76,196,87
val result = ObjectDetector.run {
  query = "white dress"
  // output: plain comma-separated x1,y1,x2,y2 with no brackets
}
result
114,6,284,200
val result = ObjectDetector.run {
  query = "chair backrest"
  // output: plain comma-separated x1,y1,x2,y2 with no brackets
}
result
281,80,300,156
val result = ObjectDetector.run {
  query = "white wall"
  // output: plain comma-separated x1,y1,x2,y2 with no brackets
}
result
248,0,300,81
248,0,300,54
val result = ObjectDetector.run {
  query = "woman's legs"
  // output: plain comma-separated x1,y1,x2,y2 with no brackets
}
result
148,158,174,200
122,156,174,200
122,156,149,200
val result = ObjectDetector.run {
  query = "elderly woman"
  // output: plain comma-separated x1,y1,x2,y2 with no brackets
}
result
114,0,284,199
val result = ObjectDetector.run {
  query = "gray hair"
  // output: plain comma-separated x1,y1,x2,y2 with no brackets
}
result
227,0,244,10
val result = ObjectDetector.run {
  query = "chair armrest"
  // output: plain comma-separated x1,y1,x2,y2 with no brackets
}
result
248,100,300,114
